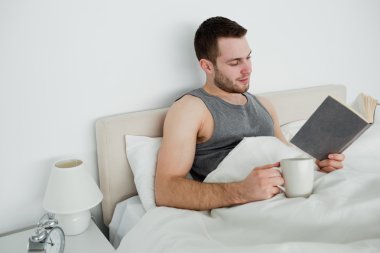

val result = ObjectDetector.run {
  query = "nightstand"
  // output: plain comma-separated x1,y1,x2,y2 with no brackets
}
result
0,220,115,253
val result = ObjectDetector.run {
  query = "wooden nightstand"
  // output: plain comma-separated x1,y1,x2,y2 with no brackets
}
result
0,220,115,253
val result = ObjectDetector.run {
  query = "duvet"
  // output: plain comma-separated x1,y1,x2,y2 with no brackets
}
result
117,137,380,253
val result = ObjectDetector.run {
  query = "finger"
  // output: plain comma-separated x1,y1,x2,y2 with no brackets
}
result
268,176,285,186
265,186,282,199
320,166,336,173
261,170,282,178
268,169,282,178
328,153,345,161
251,168,282,180
256,167,282,178
256,162,280,171
272,186,281,195
318,159,343,170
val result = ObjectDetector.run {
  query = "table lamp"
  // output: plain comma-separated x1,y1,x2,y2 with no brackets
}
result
43,159,103,235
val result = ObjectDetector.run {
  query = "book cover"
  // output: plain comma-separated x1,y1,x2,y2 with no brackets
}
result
290,96,372,160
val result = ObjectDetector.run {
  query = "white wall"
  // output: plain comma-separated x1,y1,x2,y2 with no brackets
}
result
1,0,379,234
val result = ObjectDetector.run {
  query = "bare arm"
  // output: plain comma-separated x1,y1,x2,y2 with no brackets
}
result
154,96,283,210
257,96,288,144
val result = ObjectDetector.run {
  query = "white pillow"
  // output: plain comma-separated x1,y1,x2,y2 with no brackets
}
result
125,135,161,211
280,119,306,141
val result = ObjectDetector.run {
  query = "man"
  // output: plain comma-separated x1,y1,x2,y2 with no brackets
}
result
155,16,344,211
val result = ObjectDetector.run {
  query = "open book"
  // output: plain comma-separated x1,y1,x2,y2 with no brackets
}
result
290,93,378,160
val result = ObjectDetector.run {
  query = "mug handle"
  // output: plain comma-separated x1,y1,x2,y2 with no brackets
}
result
273,167,285,192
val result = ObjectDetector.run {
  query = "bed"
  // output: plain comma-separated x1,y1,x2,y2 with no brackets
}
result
95,84,380,252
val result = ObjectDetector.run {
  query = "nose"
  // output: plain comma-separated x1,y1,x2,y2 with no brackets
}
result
241,59,252,75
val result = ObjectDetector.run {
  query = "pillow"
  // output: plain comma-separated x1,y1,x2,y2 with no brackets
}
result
280,119,306,141
125,135,161,211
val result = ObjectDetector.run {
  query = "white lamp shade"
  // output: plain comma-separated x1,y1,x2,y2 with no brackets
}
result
43,159,103,214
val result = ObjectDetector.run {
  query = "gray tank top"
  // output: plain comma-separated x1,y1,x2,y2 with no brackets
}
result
183,88,274,181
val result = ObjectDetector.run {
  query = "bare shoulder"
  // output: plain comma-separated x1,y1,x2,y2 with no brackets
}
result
156,94,207,177
256,95,276,115
166,95,206,121
164,95,207,134
256,95,288,144
170,94,206,113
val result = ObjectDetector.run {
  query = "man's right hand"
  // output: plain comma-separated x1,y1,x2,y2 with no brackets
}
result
239,162,284,202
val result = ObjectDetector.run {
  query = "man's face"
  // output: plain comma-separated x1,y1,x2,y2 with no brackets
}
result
213,37,252,94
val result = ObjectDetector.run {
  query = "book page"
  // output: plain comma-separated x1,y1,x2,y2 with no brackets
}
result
331,95,369,123
351,93,378,123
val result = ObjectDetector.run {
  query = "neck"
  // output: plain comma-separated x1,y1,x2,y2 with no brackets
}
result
203,82,247,105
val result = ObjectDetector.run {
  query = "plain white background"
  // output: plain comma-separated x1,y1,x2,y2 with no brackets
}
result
1,0,379,234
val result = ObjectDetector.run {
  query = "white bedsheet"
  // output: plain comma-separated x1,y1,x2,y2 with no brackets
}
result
117,137,380,253
109,196,145,248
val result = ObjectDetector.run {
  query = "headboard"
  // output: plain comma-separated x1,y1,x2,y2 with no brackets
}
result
95,84,346,225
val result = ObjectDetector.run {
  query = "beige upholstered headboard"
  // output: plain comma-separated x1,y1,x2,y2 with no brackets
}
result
95,84,346,225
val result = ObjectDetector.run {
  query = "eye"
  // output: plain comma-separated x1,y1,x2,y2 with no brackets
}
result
229,60,239,66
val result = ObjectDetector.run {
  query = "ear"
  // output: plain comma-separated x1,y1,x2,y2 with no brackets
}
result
199,59,214,74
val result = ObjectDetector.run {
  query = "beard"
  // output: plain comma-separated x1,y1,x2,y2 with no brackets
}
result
214,67,249,94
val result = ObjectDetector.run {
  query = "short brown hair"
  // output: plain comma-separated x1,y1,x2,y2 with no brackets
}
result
194,16,247,64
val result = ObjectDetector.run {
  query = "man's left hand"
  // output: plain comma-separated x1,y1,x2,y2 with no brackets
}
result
316,153,345,173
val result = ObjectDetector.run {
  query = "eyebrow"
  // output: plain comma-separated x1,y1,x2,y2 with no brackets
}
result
226,50,252,63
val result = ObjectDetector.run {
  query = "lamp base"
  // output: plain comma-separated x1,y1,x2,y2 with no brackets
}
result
56,210,91,235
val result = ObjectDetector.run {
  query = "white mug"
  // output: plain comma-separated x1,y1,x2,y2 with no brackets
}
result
275,158,315,198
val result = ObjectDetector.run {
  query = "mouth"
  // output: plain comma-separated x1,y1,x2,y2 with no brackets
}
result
238,76,250,85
